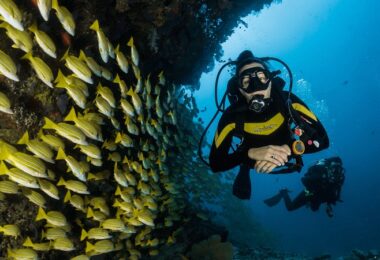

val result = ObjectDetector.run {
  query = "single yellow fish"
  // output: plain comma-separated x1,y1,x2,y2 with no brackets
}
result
0,0,24,31
0,91,13,114
52,0,75,36
127,37,139,66
36,0,52,21
35,207,68,227
43,117,88,145
0,49,19,81
0,224,20,237
0,22,33,53
7,248,38,260
21,52,54,88
89,20,109,63
28,22,56,58
23,236,50,251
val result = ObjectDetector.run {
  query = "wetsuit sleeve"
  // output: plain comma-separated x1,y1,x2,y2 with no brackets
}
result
290,93,329,153
209,112,250,173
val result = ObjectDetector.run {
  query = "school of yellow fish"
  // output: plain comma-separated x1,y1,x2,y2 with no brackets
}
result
0,0,202,258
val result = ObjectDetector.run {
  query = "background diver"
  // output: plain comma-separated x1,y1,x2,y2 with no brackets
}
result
204,50,330,199
264,156,345,217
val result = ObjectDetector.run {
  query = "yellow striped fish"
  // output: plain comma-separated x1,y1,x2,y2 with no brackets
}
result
61,49,93,84
23,236,50,251
57,177,89,194
0,224,20,237
64,107,103,141
52,0,75,36
56,147,85,180
43,117,88,145
35,207,68,227
17,131,55,163
0,161,39,189
0,91,12,114
0,0,24,31
28,22,57,58
21,52,54,88
36,0,52,21
0,49,19,81
7,248,38,260
0,22,33,53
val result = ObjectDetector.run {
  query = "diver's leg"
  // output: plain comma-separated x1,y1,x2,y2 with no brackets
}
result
232,164,251,200
282,191,308,211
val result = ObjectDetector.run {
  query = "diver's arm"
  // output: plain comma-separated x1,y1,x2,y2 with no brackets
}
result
209,113,250,172
289,93,329,153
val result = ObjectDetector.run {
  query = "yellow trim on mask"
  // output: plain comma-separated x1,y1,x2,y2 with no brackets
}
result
215,123,236,148
292,103,317,121
244,113,285,135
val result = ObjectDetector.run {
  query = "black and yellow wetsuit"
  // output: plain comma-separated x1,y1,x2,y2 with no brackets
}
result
209,91,329,173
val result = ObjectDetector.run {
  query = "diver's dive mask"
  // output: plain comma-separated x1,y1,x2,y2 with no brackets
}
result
239,67,271,93
239,67,274,113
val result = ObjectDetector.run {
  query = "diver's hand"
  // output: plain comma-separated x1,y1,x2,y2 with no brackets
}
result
254,160,278,173
248,145,291,166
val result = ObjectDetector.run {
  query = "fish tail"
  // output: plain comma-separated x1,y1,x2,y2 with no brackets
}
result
43,117,57,130
56,147,67,161
127,37,134,47
35,207,47,221
57,177,65,186
89,20,99,31
63,190,71,203
78,50,86,61
61,48,70,62
80,229,87,241
87,172,95,180
86,207,94,218
64,107,77,122
85,241,94,254
17,131,29,145
21,52,32,60
28,21,38,33
115,185,121,196
113,74,120,84
115,133,121,143
0,161,8,175
23,236,33,247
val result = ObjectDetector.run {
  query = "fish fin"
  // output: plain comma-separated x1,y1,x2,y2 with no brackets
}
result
85,241,94,254
17,131,29,145
80,229,87,241
28,21,38,33
63,190,71,203
127,37,134,47
35,207,47,221
23,236,33,247
64,107,77,122
57,177,65,186
56,148,66,160
43,117,57,130
115,133,121,143
89,20,99,31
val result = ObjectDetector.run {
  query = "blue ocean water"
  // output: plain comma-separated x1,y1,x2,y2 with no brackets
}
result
196,0,380,257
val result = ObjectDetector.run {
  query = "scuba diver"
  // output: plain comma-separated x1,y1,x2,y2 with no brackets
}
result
264,157,345,217
201,50,330,200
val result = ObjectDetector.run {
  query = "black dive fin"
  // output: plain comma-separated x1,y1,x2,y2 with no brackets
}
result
232,164,251,200
263,192,283,207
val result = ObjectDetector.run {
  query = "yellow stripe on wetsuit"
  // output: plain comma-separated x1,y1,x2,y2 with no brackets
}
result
292,103,317,121
214,113,285,148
